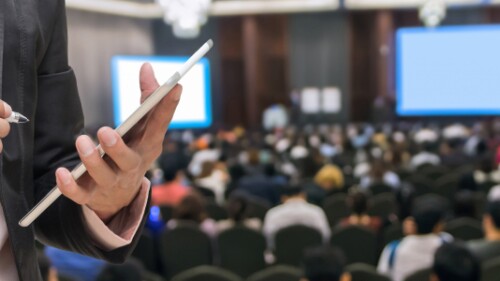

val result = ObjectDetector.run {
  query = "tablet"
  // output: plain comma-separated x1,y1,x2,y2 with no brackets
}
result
19,39,213,227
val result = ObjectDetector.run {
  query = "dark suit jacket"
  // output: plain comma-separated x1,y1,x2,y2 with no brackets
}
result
0,1,148,280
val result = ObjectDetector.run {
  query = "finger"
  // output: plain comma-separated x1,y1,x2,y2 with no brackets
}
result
56,167,92,205
0,101,12,119
145,84,182,139
97,127,142,172
75,135,117,187
0,119,10,138
139,63,160,103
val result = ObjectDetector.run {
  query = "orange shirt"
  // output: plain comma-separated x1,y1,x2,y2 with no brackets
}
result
151,182,190,206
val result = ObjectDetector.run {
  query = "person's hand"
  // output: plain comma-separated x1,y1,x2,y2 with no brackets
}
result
55,63,182,222
0,101,12,153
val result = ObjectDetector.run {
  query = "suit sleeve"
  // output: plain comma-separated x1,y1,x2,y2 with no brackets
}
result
32,0,148,263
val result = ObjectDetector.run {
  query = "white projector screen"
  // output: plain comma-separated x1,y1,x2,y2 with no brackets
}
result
111,56,212,129
396,24,500,116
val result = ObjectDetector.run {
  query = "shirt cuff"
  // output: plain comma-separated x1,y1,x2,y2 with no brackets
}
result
81,178,150,251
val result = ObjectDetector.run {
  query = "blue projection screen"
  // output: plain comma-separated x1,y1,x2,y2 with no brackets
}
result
112,56,212,129
396,25,500,116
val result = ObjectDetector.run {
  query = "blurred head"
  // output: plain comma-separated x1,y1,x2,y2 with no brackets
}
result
226,197,248,223
347,191,368,215
483,201,500,240
172,192,207,223
453,191,476,219
430,243,480,281
409,196,447,235
314,164,344,191
158,155,182,182
301,246,351,281
281,185,305,203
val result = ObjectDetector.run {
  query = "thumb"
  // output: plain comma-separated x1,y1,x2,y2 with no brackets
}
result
0,101,12,119
139,63,160,103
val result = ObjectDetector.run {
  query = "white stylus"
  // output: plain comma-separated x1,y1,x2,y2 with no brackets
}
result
19,39,213,227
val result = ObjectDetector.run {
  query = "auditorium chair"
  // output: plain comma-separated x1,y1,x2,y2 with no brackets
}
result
330,225,378,265
131,229,158,273
368,193,398,218
346,263,391,281
444,217,483,241
159,223,213,280
274,225,323,266
171,266,242,281
246,265,302,281
217,226,267,278
322,193,350,226
482,256,500,281
403,268,432,281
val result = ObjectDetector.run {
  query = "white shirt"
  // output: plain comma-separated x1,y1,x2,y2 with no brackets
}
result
377,234,451,281
410,152,441,170
262,198,331,249
0,178,150,281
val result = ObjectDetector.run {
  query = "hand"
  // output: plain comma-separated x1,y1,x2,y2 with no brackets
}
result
55,63,182,222
0,101,12,153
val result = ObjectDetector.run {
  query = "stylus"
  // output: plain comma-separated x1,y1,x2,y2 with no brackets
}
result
19,39,213,227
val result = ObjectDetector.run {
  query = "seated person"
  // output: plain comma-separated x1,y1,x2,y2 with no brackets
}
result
151,154,190,206
340,191,382,232
467,200,500,262
431,242,480,281
301,246,351,281
377,196,452,281
262,185,330,249
217,196,262,233
166,191,217,238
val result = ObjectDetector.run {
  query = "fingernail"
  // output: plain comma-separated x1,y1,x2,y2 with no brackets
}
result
101,129,117,147
58,169,72,186
3,103,11,116
78,137,95,157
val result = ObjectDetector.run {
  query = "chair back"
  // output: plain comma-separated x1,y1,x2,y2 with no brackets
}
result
131,230,158,273
482,256,500,281
368,193,397,218
403,268,432,281
275,225,323,266
217,226,267,278
171,266,243,281
444,217,484,241
346,263,391,281
246,265,302,281
330,225,378,265
323,193,350,226
207,201,229,221
159,224,213,279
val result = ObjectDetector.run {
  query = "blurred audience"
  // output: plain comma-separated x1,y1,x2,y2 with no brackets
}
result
38,252,58,281
166,191,217,237
340,190,382,232
377,196,451,281
453,191,477,219
467,200,500,262
262,185,330,248
44,246,105,281
151,154,190,207
431,242,480,281
217,196,262,232
194,161,229,205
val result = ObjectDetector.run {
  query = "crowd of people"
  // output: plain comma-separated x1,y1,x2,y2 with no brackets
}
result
42,119,500,281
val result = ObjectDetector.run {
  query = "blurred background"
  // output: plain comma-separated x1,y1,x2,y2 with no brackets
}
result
39,1,500,281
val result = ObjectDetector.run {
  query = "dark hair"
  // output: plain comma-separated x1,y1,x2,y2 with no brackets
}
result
412,196,447,234
227,197,248,223
37,252,51,281
198,161,215,178
433,242,480,281
303,246,346,281
96,258,144,281
453,191,476,219
486,201,500,228
348,191,368,215
172,192,207,223
158,154,181,182
281,185,304,197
